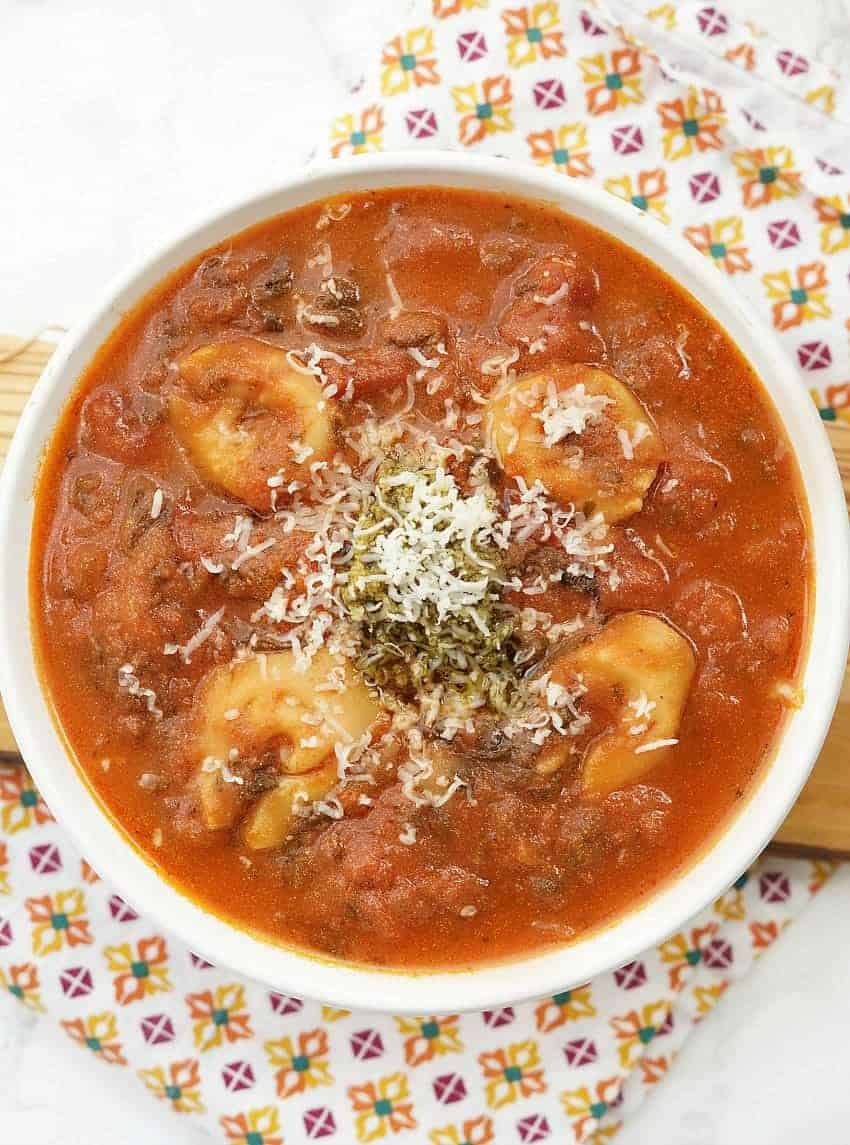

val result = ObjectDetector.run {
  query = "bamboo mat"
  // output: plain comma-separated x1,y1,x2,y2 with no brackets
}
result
0,335,848,856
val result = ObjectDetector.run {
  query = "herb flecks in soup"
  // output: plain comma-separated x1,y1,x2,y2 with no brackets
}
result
32,188,809,968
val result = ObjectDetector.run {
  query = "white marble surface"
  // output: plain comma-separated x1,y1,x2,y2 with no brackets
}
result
2,0,850,1141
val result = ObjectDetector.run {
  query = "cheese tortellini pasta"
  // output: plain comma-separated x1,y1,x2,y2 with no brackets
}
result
195,648,380,849
486,364,664,523
169,337,334,511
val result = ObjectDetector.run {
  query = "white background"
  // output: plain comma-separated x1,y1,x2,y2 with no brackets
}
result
2,1,850,1142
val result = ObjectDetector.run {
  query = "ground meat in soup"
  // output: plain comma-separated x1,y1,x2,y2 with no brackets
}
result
32,188,810,969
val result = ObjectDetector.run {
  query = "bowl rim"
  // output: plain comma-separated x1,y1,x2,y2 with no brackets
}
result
1,150,847,1013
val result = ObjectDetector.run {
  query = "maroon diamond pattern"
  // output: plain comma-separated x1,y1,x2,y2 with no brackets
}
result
759,871,791,903
776,49,809,77
580,9,607,35
457,30,487,62
350,1028,384,1060
433,1072,467,1104
303,1107,337,1139
689,171,722,203
741,108,767,131
611,124,644,155
269,992,303,1016
0,919,11,948
816,157,844,176
532,78,566,110
614,961,647,990
703,938,735,969
108,895,138,923
188,951,214,970
140,1013,175,1046
518,1113,551,1142
697,6,729,35
564,1036,598,1067
28,842,62,875
59,965,93,999
797,341,832,370
767,219,801,250
658,1011,675,1037
405,108,439,140
483,1006,515,1028
222,1060,255,1092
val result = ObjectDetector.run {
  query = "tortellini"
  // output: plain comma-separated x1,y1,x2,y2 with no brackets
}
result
195,648,380,849
545,612,696,795
486,364,664,523
169,337,334,511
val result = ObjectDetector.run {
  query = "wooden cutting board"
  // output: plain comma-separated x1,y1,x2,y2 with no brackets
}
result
1,335,848,856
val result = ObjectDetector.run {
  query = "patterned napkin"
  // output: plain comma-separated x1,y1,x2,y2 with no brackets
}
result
1,3,848,1143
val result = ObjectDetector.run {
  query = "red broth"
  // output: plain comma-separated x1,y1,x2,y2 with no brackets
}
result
31,188,810,968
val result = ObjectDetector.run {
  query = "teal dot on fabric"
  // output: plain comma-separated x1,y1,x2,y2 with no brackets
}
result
638,1025,656,1044
790,287,808,305
553,990,572,1006
686,949,702,966
476,102,493,119
245,1134,264,1145
820,406,837,421
131,960,150,979
421,1020,440,1039
631,195,648,210
400,53,417,71
212,1008,229,1026
759,165,778,184
526,26,543,42
590,1101,608,1119
8,985,23,999
605,72,623,90
292,1054,310,1073
374,1098,393,1117
21,789,37,808
840,212,850,229
553,147,570,165
682,117,700,137
709,242,727,259
350,130,366,146
165,1084,182,1101
504,1065,523,1083
51,913,69,930
86,1036,102,1052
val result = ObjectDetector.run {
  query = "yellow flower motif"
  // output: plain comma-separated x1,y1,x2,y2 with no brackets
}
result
104,935,171,1005
0,764,52,834
396,1014,463,1066
693,982,728,1017
527,123,593,178
186,983,253,1051
381,28,439,97
0,841,9,896
330,106,384,158
62,1012,126,1065
479,1040,546,1109
562,1077,623,1143
503,4,565,68
321,1004,351,1021
809,858,839,893
0,962,44,1012
814,195,850,254
579,49,643,116
534,985,596,1033
657,87,726,161
732,146,802,208
429,1115,494,1145
433,0,488,16
714,874,748,920
26,889,91,955
139,1057,204,1113
604,169,669,223
220,1106,283,1145
684,217,751,274
451,76,514,146
265,1028,333,1097
646,3,676,28
348,1073,416,1142
806,85,836,115
763,262,831,331
610,1001,670,1068
659,923,716,989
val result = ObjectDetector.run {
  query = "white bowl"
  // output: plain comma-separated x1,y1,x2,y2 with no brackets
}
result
1,153,847,1013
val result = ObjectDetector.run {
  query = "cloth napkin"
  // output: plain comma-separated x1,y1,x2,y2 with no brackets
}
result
2,3,848,1143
